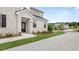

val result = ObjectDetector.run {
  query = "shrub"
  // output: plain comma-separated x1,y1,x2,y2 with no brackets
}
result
18,32,21,36
32,31,35,34
5,33,13,37
55,27,57,30
0,33,21,39
0,33,2,36
37,31,40,34
0,33,2,38
41,31,45,34
41,31,50,34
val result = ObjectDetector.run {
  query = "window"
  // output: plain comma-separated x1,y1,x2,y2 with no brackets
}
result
0,15,2,27
33,20,37,28
44,24,46,28
33,22,37,28
0,14,6,27
2,15,6,27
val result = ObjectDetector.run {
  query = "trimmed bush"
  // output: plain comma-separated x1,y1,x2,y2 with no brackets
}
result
37,31,40,34
0,32,21,39
5,33,13,37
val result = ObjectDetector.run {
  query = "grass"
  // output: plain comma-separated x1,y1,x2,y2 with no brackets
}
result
0,31,64,51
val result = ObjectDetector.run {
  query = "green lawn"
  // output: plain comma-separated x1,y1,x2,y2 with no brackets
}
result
0,32,64,51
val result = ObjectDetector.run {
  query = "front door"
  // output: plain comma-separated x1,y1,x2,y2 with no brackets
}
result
21,22,26,32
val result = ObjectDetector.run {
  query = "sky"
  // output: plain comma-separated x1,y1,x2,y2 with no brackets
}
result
36,7,79,23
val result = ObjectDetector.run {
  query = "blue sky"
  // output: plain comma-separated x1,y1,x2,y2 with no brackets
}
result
36,7,79,23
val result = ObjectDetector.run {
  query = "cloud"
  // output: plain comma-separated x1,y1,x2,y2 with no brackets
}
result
74,7,79,14
75,7,79,9
74,7,79,11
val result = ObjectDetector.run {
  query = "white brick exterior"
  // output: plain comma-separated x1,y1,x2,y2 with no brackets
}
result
0,7,48,35
0,7,21,34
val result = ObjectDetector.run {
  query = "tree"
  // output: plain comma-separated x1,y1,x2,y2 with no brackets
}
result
55,27,57,30
74,24,78,29
77,22,79,26
48,23,54,29
69,23,73,26
58,23,64,30
48,24,53,32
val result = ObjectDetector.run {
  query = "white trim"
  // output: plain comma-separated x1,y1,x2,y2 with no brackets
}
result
15,9,33,18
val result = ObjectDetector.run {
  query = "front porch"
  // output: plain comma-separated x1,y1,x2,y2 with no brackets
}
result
16,9,33,34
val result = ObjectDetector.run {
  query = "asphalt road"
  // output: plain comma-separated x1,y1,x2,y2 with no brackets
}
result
6,32,79,51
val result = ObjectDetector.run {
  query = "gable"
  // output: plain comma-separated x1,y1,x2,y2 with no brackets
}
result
15,9,33,18
15,7,48,22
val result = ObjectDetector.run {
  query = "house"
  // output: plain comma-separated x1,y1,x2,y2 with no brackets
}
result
51,22,61,30
0,7,48,35
53,22,60,27
50,22,69,30
64,23,69,29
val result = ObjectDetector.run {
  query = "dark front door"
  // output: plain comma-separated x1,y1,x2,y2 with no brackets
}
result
21,22,26,32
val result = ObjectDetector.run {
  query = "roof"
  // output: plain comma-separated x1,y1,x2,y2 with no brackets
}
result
30,7,44,13
33,14,43,18
33,14,48,22
15,7,48,22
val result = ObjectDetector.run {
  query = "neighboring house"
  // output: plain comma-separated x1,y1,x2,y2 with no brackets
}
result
53,22,60,27
53,22,61,30
64,23,69,29
0,7,48,35
50,22,69,30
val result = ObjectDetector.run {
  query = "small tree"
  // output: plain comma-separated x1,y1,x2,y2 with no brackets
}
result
55,27,57,30
58,23,64,30
48,24,53,32
74,24,78,29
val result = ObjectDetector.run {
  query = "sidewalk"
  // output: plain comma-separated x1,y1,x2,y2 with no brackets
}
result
0,33,36,44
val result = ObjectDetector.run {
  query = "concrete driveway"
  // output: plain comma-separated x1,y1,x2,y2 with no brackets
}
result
6,32,79,51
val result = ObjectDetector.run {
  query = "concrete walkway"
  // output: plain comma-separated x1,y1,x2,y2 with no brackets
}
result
0,33,36,44
6,32,79,51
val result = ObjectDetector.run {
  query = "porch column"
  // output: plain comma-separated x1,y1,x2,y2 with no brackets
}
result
29,18,33,33
17,15,21,33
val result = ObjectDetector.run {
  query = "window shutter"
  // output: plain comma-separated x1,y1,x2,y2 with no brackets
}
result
2,14,6,27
